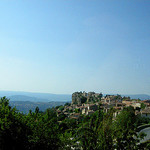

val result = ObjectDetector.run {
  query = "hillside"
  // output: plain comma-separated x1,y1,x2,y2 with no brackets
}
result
10,101,66,114
0,91,71,102
124,94,150,100
0,91,149,102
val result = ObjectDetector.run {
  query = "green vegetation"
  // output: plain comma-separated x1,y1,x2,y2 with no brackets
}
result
141,103,146,109
58,105,64,111
0,97,150,149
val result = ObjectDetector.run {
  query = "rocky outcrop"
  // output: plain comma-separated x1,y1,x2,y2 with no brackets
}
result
72,92,87,105
87,92,102,103
72,91,102,105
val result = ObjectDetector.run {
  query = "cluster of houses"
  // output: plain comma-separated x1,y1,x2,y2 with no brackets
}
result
56,92,150,120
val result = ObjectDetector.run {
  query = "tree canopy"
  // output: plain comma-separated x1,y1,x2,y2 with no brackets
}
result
0,97,149,150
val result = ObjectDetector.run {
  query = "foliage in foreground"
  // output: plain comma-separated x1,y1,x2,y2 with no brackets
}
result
0,97,150,150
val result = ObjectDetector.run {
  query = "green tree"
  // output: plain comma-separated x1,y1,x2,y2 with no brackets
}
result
64,102,71,106
35,106,39,115
58,105,64,111
76,109,113,150
0,97,30,150
141,103,146,109
113,106,145,149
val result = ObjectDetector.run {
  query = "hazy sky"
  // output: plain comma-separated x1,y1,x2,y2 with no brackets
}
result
0,0,150,94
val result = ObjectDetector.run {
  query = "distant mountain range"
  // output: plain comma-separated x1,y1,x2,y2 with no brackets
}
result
0,91,150,114
122,94,150,100
0,91,71,102
10,101,66,114
0,91,71,114
0,91,150,102
104,94,150,100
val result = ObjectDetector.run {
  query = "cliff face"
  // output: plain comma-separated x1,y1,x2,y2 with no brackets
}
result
87,92,102,103
72,91,102,105
72,92,87,105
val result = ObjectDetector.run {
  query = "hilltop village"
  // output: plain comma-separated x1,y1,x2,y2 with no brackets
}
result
1,94,150,149
56,91,150,120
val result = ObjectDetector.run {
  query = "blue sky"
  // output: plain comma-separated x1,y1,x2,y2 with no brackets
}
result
0,0,150,94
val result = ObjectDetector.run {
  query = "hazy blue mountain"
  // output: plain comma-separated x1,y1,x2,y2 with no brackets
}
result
0,91,149,102
104,93,150,100
0,91,70,113
8,95,49,102
10,101,66,114
123,94,150,100
0,91,71,102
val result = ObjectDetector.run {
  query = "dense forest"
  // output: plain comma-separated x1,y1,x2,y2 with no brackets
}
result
0,96,150,150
